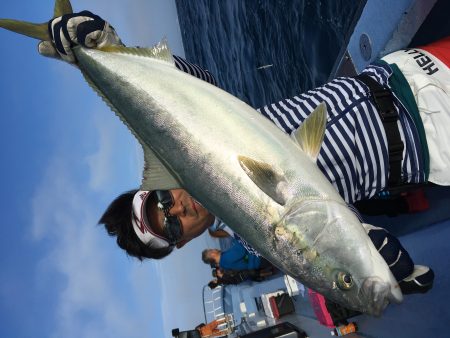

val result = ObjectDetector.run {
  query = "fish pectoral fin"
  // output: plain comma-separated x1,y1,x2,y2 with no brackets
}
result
238,155,288,205
141,144,182,191
99,38,175,66
291,101,328,162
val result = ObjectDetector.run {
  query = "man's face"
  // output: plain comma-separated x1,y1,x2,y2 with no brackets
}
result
207,249,221,265
147,189,215,248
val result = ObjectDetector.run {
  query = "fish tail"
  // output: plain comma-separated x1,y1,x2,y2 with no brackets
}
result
0,0,73,41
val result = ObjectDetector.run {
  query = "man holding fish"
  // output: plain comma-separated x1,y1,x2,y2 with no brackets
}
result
2,0,445,315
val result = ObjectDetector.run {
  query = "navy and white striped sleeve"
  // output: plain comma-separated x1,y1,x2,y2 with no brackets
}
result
173,55,218,86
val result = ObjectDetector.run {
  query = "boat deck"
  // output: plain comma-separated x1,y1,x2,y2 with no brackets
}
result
210,216,449,337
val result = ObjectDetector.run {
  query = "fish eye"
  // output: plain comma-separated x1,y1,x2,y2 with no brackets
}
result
336,272,354,290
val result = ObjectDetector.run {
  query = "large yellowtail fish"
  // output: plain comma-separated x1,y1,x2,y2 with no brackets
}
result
0,0,402,315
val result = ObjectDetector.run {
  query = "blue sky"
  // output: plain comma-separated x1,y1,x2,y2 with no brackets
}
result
0,1,215,337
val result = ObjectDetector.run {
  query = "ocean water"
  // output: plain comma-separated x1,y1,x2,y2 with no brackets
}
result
175,0,366,109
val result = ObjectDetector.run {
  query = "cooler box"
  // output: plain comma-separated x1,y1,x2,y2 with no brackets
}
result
307,289,334,328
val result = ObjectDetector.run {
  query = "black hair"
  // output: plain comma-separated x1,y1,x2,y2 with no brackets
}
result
98,189,173,260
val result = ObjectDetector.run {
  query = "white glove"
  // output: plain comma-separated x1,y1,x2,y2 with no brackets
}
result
38,10,123,63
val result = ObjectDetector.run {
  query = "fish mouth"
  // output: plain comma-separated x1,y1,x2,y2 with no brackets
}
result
360,277,403,316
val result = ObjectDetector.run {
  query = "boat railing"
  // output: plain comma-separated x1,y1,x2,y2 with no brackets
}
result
202,284,226,323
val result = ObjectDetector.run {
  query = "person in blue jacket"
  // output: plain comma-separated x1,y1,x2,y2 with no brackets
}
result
202,239,271,271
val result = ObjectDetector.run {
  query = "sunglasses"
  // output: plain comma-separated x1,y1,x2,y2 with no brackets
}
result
154,190,184,244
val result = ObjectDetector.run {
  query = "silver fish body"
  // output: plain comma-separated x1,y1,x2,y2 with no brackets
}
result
74,45,402,316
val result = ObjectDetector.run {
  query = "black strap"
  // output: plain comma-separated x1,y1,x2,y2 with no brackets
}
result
355,73,404,186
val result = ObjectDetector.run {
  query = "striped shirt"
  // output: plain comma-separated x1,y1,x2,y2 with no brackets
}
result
258,61,426,203
174,58,426,204
174,55,217,86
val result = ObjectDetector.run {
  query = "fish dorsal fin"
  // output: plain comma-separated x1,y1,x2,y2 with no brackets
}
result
291,102,327,162
78,68,181,191
99,38,175,66
141,144,182,191
238,155,288,206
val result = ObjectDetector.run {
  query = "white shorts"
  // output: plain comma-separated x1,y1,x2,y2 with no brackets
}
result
382,47,450,185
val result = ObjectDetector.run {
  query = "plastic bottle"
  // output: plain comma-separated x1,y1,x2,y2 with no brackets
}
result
330,322,358,336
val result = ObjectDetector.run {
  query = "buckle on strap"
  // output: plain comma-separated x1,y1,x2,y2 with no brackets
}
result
389,142,404,155
371,89,398,122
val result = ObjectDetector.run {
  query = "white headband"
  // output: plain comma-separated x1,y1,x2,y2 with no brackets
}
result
131,190,171,249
